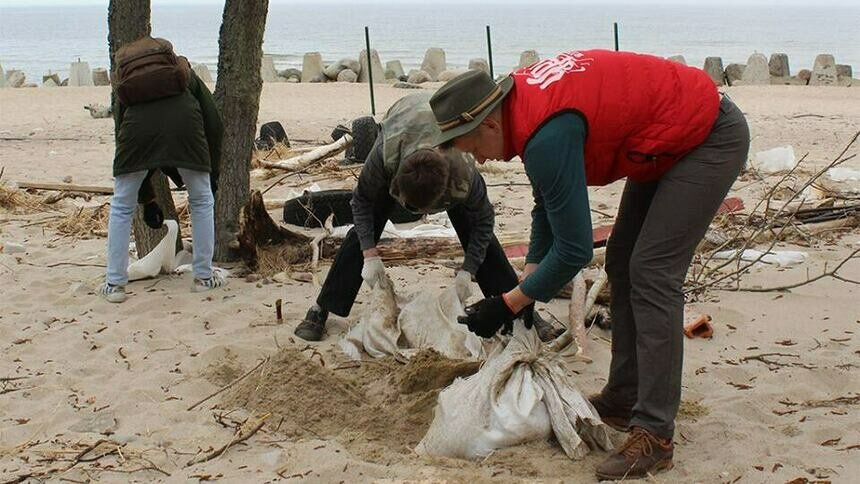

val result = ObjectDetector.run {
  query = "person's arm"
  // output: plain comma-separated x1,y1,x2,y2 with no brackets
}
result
188,71,223,188
526,173,553,266
511,113,592,306
459,169,494,275
350,137,389,257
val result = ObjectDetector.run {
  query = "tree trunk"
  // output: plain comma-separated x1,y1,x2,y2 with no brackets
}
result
108,0,182,257
212,0,269,262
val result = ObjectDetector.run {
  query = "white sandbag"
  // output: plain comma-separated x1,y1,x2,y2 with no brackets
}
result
752,146,796,174
712,248,807,267
417,321,612,460
128,220,179,281
339,273,402,360
398,285,490,360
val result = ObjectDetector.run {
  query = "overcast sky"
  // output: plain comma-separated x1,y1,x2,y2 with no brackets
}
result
1,0,858,6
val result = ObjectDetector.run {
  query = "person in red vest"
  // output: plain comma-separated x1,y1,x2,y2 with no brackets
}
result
429,50,749,479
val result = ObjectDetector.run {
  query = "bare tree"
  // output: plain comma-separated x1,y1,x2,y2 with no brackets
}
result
108,0,182,257
212,0,269,262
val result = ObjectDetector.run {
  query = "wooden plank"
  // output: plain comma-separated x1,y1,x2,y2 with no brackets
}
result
17,182,114,195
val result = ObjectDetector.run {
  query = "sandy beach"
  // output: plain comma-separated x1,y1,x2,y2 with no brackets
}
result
1,83,859,483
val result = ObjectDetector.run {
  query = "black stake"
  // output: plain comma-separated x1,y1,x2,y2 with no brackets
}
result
613,22,619,51
486,25,494,78
364,26,376,115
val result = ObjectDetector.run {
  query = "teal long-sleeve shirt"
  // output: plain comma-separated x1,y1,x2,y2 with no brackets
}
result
519,113,593,302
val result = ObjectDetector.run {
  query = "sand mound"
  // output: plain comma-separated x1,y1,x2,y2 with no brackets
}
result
221,348,479,456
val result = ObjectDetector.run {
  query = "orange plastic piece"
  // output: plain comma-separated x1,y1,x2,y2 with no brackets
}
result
683,312,714,339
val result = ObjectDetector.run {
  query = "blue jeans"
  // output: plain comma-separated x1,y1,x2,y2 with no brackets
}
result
106,169,214,286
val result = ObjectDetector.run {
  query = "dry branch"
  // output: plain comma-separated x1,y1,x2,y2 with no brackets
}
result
259,134,352,171
185,414,269,467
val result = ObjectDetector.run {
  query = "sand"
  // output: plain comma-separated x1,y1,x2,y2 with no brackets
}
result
1,83,860,483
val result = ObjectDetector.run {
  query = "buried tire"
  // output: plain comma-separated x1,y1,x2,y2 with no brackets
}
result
282,189,421,228
346,116,379,163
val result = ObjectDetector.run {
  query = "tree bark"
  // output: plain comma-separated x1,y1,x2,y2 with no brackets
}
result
107,0,182,257
212,0,269,262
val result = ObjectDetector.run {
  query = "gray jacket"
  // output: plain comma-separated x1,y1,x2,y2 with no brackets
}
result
350,137,495,275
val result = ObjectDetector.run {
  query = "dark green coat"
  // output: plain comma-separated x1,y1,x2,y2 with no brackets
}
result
112,71,223,202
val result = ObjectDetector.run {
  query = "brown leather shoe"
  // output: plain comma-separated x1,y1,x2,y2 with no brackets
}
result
595,427,674,481
588,393,633,432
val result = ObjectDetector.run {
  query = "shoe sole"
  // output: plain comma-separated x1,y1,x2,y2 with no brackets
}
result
595,458,674,481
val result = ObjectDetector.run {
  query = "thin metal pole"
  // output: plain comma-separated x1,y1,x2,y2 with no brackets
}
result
486,25,494,78
364,26,376,115
613,22,619,51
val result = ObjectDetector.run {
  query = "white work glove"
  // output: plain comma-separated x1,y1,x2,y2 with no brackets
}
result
454,270,473,303
361,256,386,288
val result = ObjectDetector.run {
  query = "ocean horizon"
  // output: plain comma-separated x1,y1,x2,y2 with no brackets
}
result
1,2,858,83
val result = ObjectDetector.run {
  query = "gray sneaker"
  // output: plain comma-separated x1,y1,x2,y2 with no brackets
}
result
97,283,127,303
192,271,228,293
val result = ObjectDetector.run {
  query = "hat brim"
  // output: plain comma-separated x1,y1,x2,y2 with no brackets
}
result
432,76,514,147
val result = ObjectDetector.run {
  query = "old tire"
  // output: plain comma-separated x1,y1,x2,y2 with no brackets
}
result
282,189,421,228
256,121,289,150
347,116,379,163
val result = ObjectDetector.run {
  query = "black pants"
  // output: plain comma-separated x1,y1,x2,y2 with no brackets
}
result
316,193,519,317
603,96,749,439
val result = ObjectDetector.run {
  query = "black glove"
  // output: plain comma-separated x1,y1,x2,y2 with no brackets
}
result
458,295,520,338
142,201,164,229
520,303,537,330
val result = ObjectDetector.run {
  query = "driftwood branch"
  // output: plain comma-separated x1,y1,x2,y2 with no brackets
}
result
259,134,352,171
16,182,114,194
185,414,269,467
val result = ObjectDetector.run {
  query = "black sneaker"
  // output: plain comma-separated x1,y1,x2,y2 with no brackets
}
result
294,306,328,341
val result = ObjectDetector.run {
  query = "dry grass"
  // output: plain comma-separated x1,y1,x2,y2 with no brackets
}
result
49,203,110,238
0,184,46,213
255,244,311,277
251,141,294,169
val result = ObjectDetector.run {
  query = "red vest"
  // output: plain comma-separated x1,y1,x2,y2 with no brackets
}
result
503,50,720,185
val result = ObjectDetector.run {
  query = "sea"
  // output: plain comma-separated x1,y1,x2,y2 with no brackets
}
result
1,1,859,83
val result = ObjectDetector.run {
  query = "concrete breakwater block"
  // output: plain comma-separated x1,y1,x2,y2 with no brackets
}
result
407,69,432,84
386,60,405,80
279,68,301,83
358,49,384,83
42,73,61,86
324,58,359,81
740,53,769,85
337,69,357,83
768,53,790,77
261,54,281,83
69,61,94,87
421,48,446,81
836,64,853,79
796,69,812,85
301,52,324,83
810,54,837,86
469,58,490,74
725,63,745,86
192,63,213,83
43,78,59,88
92,67,110,86
667,55,687,65
437,69,469,82
0,62,6,88
6,70,26,88
703,57,725,85
518,49,540,69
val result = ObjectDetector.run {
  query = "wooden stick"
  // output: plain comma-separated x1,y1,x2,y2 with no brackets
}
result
16,182,113,195
259,134,352,171
185,414,269,467
186,358,269,411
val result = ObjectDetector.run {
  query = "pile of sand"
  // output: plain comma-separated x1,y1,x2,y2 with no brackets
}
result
221,348,480,459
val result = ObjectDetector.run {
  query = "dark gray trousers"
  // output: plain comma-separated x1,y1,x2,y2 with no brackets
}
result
603,96,750,439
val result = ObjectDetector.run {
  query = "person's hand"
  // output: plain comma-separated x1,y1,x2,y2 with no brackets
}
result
454,270,473,302
458,294,519,338
142,201,164,229
361,256,386,288
519,263,539,282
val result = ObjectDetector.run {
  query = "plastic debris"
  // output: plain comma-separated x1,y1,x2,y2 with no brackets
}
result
752,146,796,174
828,167,860,182
712,249,807,267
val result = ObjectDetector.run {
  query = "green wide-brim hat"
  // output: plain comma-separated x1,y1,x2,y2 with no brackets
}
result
429,70,514,147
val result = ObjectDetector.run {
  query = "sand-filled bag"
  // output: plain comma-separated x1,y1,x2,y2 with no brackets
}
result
416,321,613,461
